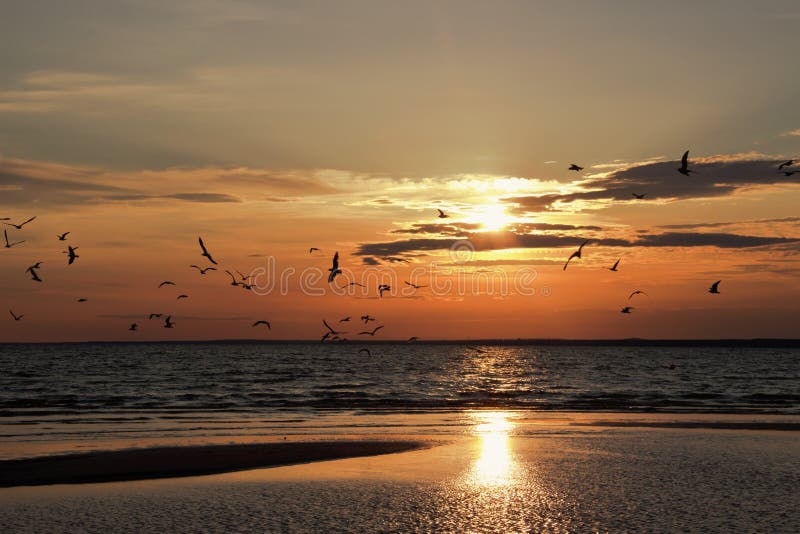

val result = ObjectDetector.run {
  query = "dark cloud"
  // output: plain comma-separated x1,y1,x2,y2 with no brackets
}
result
393,221,604,239
0,164,127,206
361,257,380,265
658,216,800,230
506,157,800,214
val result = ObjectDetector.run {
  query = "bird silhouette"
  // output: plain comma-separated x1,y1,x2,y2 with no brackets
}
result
323,319,346,336
628,290,647,300
609,258,621,272
57,232,70,241
778,159,794,170
361,314,376,324
328,252,342,283
347,282,365,288
158,281,175,288
677,150,693,176
224,270,242,286
129,323,138,331
163,316,174,328
339,316,351,322
4,229,25,248
407,337,419,343
621,307,634,314
190,265,216,275
66,246,79,265
4,216,36,230
9,310,23,321
77,298,88,302
378,284,391,298
252,320,271,329
26,266,42,282
709,280,721,294
404,281,428,289
177,294,189,300
148,313,163,320
309,247,320,253
359,325,384,336
198,237,218,265
563,240,590,270
437,208,449,219
568,164,584,172
632,193,647,199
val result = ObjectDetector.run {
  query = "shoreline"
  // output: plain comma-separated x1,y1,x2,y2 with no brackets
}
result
0,440,427,488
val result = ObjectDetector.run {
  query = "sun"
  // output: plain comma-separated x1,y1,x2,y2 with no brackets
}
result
471,204,515,231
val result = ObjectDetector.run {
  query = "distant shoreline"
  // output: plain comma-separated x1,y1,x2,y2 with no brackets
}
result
1,338,799,347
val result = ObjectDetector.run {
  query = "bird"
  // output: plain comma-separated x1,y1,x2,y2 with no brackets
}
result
323,319,346,336
148,313,162,320
361,314,376,324
358,348,372,356
339,316,351,322
563,240,590,270
190,265,216,275
163,316,174,328
628,290,647,300
57,232,70,241
568,164,584,172
328,252,342,283
677,150,693,176
309,247,319,253
437,208,449,219
709,280,721,294
407,337,419,343
621,307,634,314
198,237,218,265
224,270,242,286
404,281,427,289
26,266,42,282
608,258,621,272
378,284,391,298
9,310,23,321
782,170,797,177
66,246,79,265
252,320,271,329
632,193,647,199
359,325,384,336
3,229,25,248
129,323,138,331
158,281,175,288
77,298,88,302
28,261,43,270
347,282,365,288
778,159,794,170
4,216,36,230
321,332,331,342
177,294,189,300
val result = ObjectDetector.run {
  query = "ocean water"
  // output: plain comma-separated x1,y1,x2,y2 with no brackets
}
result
0,343,798,457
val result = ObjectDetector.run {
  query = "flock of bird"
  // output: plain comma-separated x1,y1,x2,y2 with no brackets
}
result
3,151,796,337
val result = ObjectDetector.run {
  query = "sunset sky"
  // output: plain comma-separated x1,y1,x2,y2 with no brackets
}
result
2,1,799,341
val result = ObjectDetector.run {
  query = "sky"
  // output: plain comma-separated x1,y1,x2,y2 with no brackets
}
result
1,1,799,341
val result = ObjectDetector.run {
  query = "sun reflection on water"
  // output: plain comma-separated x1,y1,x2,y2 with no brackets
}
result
470,411,517,486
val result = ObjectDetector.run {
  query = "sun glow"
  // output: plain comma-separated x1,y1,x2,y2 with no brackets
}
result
470,204,516,231
471,411,516,486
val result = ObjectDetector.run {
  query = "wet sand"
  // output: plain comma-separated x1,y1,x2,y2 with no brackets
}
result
0,441,425,487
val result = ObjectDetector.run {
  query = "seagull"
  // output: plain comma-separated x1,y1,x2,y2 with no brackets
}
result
66,246,79,265
177,294,189,300
4,216,36,230
158,281,176,288
9,310,23,321
404,281,428,289
378,284,391,298
323,319,346,336
563,240,590,271
677,150,693,176
437,208,449,219
235,270,251,283
328,251,342,283
224,270,242,286
3,229,25,248
628,290,647,300
309,247,320,253
407,337,419,343
778,159,794,170
128,323,138,331
28,261,43,270
321,332,331,342
339,316,351,322
252,320,271,329
361,314,376,324
608,259,621,272
148,313,162,320
359,325,384,336
621,307,634,314
198,237,218,265
632,193,647,199
347,282,365,288
709,280,721,294
163,316,174,328
568,164,584,172
26,266,42,282
190,265,217,275
77,298,88,302
57,232,70,241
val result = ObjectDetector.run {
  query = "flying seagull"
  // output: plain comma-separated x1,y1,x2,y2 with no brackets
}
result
677,150,693,176
339,316,351,322
778,159,794,170
309,247,320,253
568,164,584,171
709,280,721,294
621,307,634,314
148,313,163,320
359,325,384,336
4,216,36,230
129,323,138,331
563,240,590,271
404,281,428,289
57,232,70,241
628,290,647,300
158,281,176,288
407,337,419,343
9,310,23,321
3,229,25,248
198,237,218,265
328,252,342,283
224,270,242,286
252,320,271,329
26,266,42,282
66,246,79,265
190,265,216,275
347,282,365,288
177,294,189,300
77,298,88,302
323,319,346,336
608,258,621,272
437,208,449,219
632,193,647,199
378,284,391,298
361,314,376,324
163,316,174,328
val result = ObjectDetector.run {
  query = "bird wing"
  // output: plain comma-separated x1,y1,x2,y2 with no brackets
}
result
681,150,689,169
190,265,200,270
3,229,8,246
712,280,721,290
437,209,445,216
331,252,339,270
373,326,384,334
199,237,218,264
21,216,36,226
323,319,336,333
613,259,620,269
